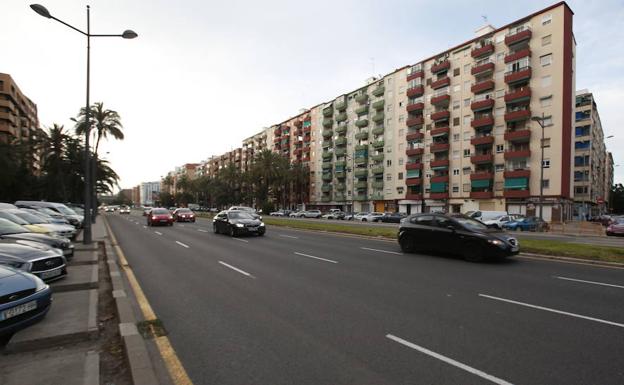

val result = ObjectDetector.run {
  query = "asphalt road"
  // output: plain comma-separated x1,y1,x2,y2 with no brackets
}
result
108,212,624,385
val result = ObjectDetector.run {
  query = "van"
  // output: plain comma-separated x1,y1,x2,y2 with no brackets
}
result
468,210,508,223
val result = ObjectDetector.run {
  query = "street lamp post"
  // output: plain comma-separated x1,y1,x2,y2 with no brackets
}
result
531,113,546,221
30,4,137,244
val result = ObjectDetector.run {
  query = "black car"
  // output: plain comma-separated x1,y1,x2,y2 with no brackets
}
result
397,213,519,261
0,240,68,282
0,218,74,259
213,210,265,237
380,212,407,223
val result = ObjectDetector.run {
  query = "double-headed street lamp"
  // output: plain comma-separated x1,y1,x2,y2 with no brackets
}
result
531,113,547,221
30,4,137,244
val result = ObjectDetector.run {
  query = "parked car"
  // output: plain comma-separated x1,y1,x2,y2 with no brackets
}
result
119,206,130,214
363,212,385,222
0,265,52,344
380,212,407,223
482,214,521,229
0,240,68,282
467,210,509,224
228,206,261,220
289,211,303,218
398,213,519,261
142,207,152,216
322,211,345,220
502,216,549,232
15,201,83,228
173,208,196,222
4,209,76,239
213,210,265,237
22,208,70,226
146,208,174,226
0,211,49,234
0,219,74,258
344,212,357,221
606,218,624,236
269,210,290,217
353,212,369,221
0,203,18,210
302,210,322,218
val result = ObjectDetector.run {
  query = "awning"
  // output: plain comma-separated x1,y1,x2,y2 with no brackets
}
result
430,182,448,193
504,177,528,189
406,170,421,178
431,165,449,170
471,179,491,188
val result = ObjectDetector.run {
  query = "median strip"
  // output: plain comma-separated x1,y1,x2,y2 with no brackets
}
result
294,252,338,264
218,261,254,278
479,293,624,328
554,276,624,289
175,241,190,249
386,334,513,385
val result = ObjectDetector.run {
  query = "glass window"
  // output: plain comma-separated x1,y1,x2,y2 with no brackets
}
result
411,215,435,226
496,89,505,98
540,54,552,67
541,75,552,87
463,167,471,175
463,183,470,192
542,179,550,189
542,35,552,46
495,164,504,172
542,159,550,168
542,14,552,25
399,158,404,165
463,149,471,157
453,133,460,142
464,98,470,107
453,150,460,159
453,168,460,176
540,96,553,107
398,172,403,180
452,185,459,193
496,144,504,153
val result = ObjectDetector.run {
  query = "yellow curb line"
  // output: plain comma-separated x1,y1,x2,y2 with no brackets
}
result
104,216,194,385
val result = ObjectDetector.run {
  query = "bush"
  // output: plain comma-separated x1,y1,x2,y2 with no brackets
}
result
261,202,275,214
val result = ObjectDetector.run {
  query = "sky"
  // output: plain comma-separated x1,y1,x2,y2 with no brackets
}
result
2,0,623,189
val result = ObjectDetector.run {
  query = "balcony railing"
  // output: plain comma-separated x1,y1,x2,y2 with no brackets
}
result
504,129,531,142
505,26,532,46
431,110,450,122
470,171,494,180
504,108,531,122
430,126,450,137
470,97,495,111
431,60,450,74
406,102,425,113
406,148,424,156
430,159,449,168
430,142,450,152
431,175,449,183
471,115,494,128
471,79,495,94
504,149,531,159
505,87,531,103
504,169,530,178
471,60,495,76
406,177,421,186
471,42,495,58
405,162,423,170
470,135,494,146
504,48,531,64
406,85,424,98
406,131,424,141
504,66,532,84
431,93,451,106
431,76,451,90
470,191,494,199
470,153,494,164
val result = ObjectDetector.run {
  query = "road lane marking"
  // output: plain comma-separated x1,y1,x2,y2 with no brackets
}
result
143,225,147,229
218,261,254,278
386,334,513,385
154,231,162,235
361,247,403,255
197,229,209,233
294,252,338,264
479,294,624,329
232,238,249,243
175,241,190,249
179,224,185,227
554,276,624,289
280,234,299,239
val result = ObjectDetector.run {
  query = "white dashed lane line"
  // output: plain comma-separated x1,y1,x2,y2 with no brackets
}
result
218,261,254,278
293,252,338,264
554,276,624,289
197,229,209,233
175,241,190,249
360,247,403,255
279,234,299,239
154,231,162,235
232,238,249,243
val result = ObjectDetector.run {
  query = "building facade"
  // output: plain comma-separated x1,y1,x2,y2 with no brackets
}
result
140,181,161,206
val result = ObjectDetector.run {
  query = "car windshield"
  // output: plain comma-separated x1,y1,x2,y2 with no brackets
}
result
177,209,192,213
12,211,49,224
55,205,78,216
152,209,169,215
229,212,254,219
0,218,29,235
452,216,489,231
39,207,62,217
0,211,29,225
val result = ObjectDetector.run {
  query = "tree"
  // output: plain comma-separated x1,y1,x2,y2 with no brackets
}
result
611,183,624,214
73,102,124,156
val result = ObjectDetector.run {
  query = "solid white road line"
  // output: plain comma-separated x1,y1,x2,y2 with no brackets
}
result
154,231,162,235
279,234,299,239
361,247,403,255
175,241,190,249
197,229,209,233
386,334,513,385
479,294,624,329
232,238,249,243
554,276,624,289
294,252,338,264
218,261,254,278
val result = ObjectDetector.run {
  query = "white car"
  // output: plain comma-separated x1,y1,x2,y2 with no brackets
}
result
484,214,524,229
353,212,369,221
360,212,384,222
302,210,322,218
119,206,130,214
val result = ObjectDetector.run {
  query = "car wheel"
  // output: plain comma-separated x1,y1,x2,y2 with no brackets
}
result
362,218,367,222
258,231,265,236
519,227,524,232
463,243,485,262
229,226,237,237
399,234,415,253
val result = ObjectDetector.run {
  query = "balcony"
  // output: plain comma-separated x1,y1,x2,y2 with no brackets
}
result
335,112,348,123
430,159,449,168
504,108,531,122
406,148,424,156
470,172,494,180
470,135,494,146
335,160,347,168
322,107,333,117
334,193,346,201
505,87,531,104
335,172,346,180
504,169,530,178
322,140,333,148
471,79,495,94
407,70,424,81
335,148,347,156
470,191,494,199
302,156,311,162
372,126,384,136
322,162,332,170
431,110,450,122
406,178,421,186
406,193,423,200
354,157,367,165
322,129,333,138
504,129,531,142
355,144,368,151
372,100,385,110
431,76,451,90
372,140,384,148
430,142,450,152
405,162,423,170
273,137,281,143
431,94,450,107
371,153,384,162
372,86,385,97
321,196,332,202
355,105,369,115
294,148,303,155
354,169,368,178
505,28,532,46
430,126,450,137
504,67,531,84
355,119,369,128
503,190,530,198
335,137,347,146
406,85,424,98
273,128,281,136
323,118,333,128
471,61,495,76
406,131,424,141
504,48,531,64
353,194,368,201
372,112,385,123
406,116,424,127
355,93,369,104
470,153,494,164
335,125,347,135
355,131,369,140
372,181,384,189
431,60,450,74
371,166,384,175
431,175,449,183
471,116,494,128
471,98,495,111
322,173,332,182
406,101,424,112
355,181,368,189
471,43,495,58
430,192,449,200
335,99,347,111
321,184,332,193
504,149,531,159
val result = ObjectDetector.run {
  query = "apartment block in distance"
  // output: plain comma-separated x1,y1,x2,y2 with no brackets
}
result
573,90,610,217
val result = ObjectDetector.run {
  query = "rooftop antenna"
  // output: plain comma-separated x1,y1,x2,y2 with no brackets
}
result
481,15,488,24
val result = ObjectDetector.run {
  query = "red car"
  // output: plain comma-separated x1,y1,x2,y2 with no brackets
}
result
173,208,196,223
606,218,624,236
146,208,174,226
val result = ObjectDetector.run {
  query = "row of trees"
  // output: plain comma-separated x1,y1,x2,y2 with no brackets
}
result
0,103,124,204
159,150,310,213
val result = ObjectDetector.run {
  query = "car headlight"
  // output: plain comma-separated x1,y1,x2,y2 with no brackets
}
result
0,261,26,269
236,223,244,228
488,239,505,247
33,275,48,292
259,223,265,227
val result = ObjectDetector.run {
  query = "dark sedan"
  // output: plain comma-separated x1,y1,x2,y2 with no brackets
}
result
398,213,519,261
0,265,52,344
0,218,74,258
380,212,407,223
147,208,174,226
173,208,196,223
213,210,265,237
0,240,68,282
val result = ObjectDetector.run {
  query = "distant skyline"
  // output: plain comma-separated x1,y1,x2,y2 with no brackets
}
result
2,0,622,188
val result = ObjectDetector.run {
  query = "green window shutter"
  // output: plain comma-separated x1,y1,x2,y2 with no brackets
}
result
430,182,448,193
504,177,528,189
431,165,449,171
471,179,491,189
406,170,421,178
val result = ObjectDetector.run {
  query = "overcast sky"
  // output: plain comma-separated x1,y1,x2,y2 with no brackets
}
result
2,0,623,188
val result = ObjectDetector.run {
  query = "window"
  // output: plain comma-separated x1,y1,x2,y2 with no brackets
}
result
464,64,470,73
452,150,460,159
453,168,460,176
542,179,550,189
399,101,404,107
575,140,590,149
540,96,553,107
540,54,552,67
542,35,552,46
463,149,471,157
398,158,404,165
425,172,431,178
464,80,470,91
398,128,404,137
543,116,553,126
398,172,403,180
463,167,471,175
453,101,460,110
387,159,392,166
453,68,460,77
411,215,434,226
463,130,470,140
453,85,461,93
495,164,504,172
452,184,460,193
463,183,471,192
398,143,404,151
453,133,460,142
386,173,392,181
464,98,470,107
463,116,471,126
496,144,504,153
453,117,460,126
542,14,552,25
541,75,552,87
575,126,590,137
542,159,550,168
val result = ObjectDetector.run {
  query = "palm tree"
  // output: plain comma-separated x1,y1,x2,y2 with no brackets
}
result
72,102,124,155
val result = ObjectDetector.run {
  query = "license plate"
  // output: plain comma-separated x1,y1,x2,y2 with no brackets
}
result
160,220,167,223
41,269,62,279
247,227,257,232
1,300,37,321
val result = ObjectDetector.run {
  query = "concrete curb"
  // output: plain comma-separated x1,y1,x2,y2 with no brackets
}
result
83,350,100,385
518,252,624,268
103,232,160,385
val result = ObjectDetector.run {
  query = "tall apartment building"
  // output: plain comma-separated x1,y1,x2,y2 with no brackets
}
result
573,90,610,217
140,181,161,206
